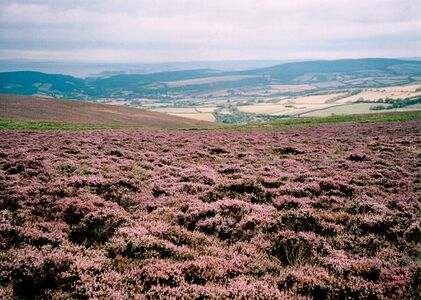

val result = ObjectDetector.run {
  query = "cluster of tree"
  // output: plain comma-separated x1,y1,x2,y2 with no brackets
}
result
370,97,421,111
213,105,256,124
213,105,292,124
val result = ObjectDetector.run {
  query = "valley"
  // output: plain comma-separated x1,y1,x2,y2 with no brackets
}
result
2,58,421,124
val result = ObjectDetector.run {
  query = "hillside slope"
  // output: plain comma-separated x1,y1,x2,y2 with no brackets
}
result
1,59,420,99
240,58,421,82
0,94,213,129
0,71,89,99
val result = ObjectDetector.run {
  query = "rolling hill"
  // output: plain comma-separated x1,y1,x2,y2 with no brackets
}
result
0,71,89,99
1,58,420,100
0,94,213,129
238,58,421,82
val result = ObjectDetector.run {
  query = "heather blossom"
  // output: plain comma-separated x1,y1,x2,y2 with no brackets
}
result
0,120,420,299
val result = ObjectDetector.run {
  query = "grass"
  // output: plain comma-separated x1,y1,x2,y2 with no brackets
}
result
0,119,124,130
0,118,213,131
221,110,421,130
1,110,420,131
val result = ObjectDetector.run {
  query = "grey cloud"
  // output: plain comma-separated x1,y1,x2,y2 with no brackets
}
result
0,0,419,62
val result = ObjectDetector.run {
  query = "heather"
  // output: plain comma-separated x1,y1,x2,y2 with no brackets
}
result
0,120,420,299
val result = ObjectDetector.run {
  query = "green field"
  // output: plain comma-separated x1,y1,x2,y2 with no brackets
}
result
222,110,421,130
0,119,125,130
2,110,420,131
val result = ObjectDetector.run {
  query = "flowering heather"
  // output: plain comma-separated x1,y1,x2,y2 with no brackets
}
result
0,120,420,299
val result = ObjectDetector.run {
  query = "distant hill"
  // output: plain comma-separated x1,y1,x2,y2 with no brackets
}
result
88,69,219,97
0,59,290,77
0,71,89,99
1,58,420,99
0,94,213,129
240,58,421,83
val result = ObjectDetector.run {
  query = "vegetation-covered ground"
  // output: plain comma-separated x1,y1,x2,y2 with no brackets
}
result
1,120,420,299
1,110,421,131
0,94,213,130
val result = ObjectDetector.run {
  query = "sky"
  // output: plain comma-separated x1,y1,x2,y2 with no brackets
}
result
0,0,420,63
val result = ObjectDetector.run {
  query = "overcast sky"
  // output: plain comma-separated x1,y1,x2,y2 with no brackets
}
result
0,0,420,63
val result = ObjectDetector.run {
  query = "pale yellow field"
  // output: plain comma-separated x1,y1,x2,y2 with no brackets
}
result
284,92,349,105
337,84,421,103
150,107,199,113
238,103,340,115
238,104,289,114
150,106,218,122
168,113,216,122
270,104,341,116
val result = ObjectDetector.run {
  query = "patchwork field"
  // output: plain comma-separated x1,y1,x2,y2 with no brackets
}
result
280,93,349,104
335,85,421,104
146,84,421,123
1,119,420,299
301,103,421,118
229,84,421,119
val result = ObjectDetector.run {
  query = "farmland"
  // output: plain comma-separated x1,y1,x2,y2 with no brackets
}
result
1,118,420,299
2,58,421,124
148,84,421,122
